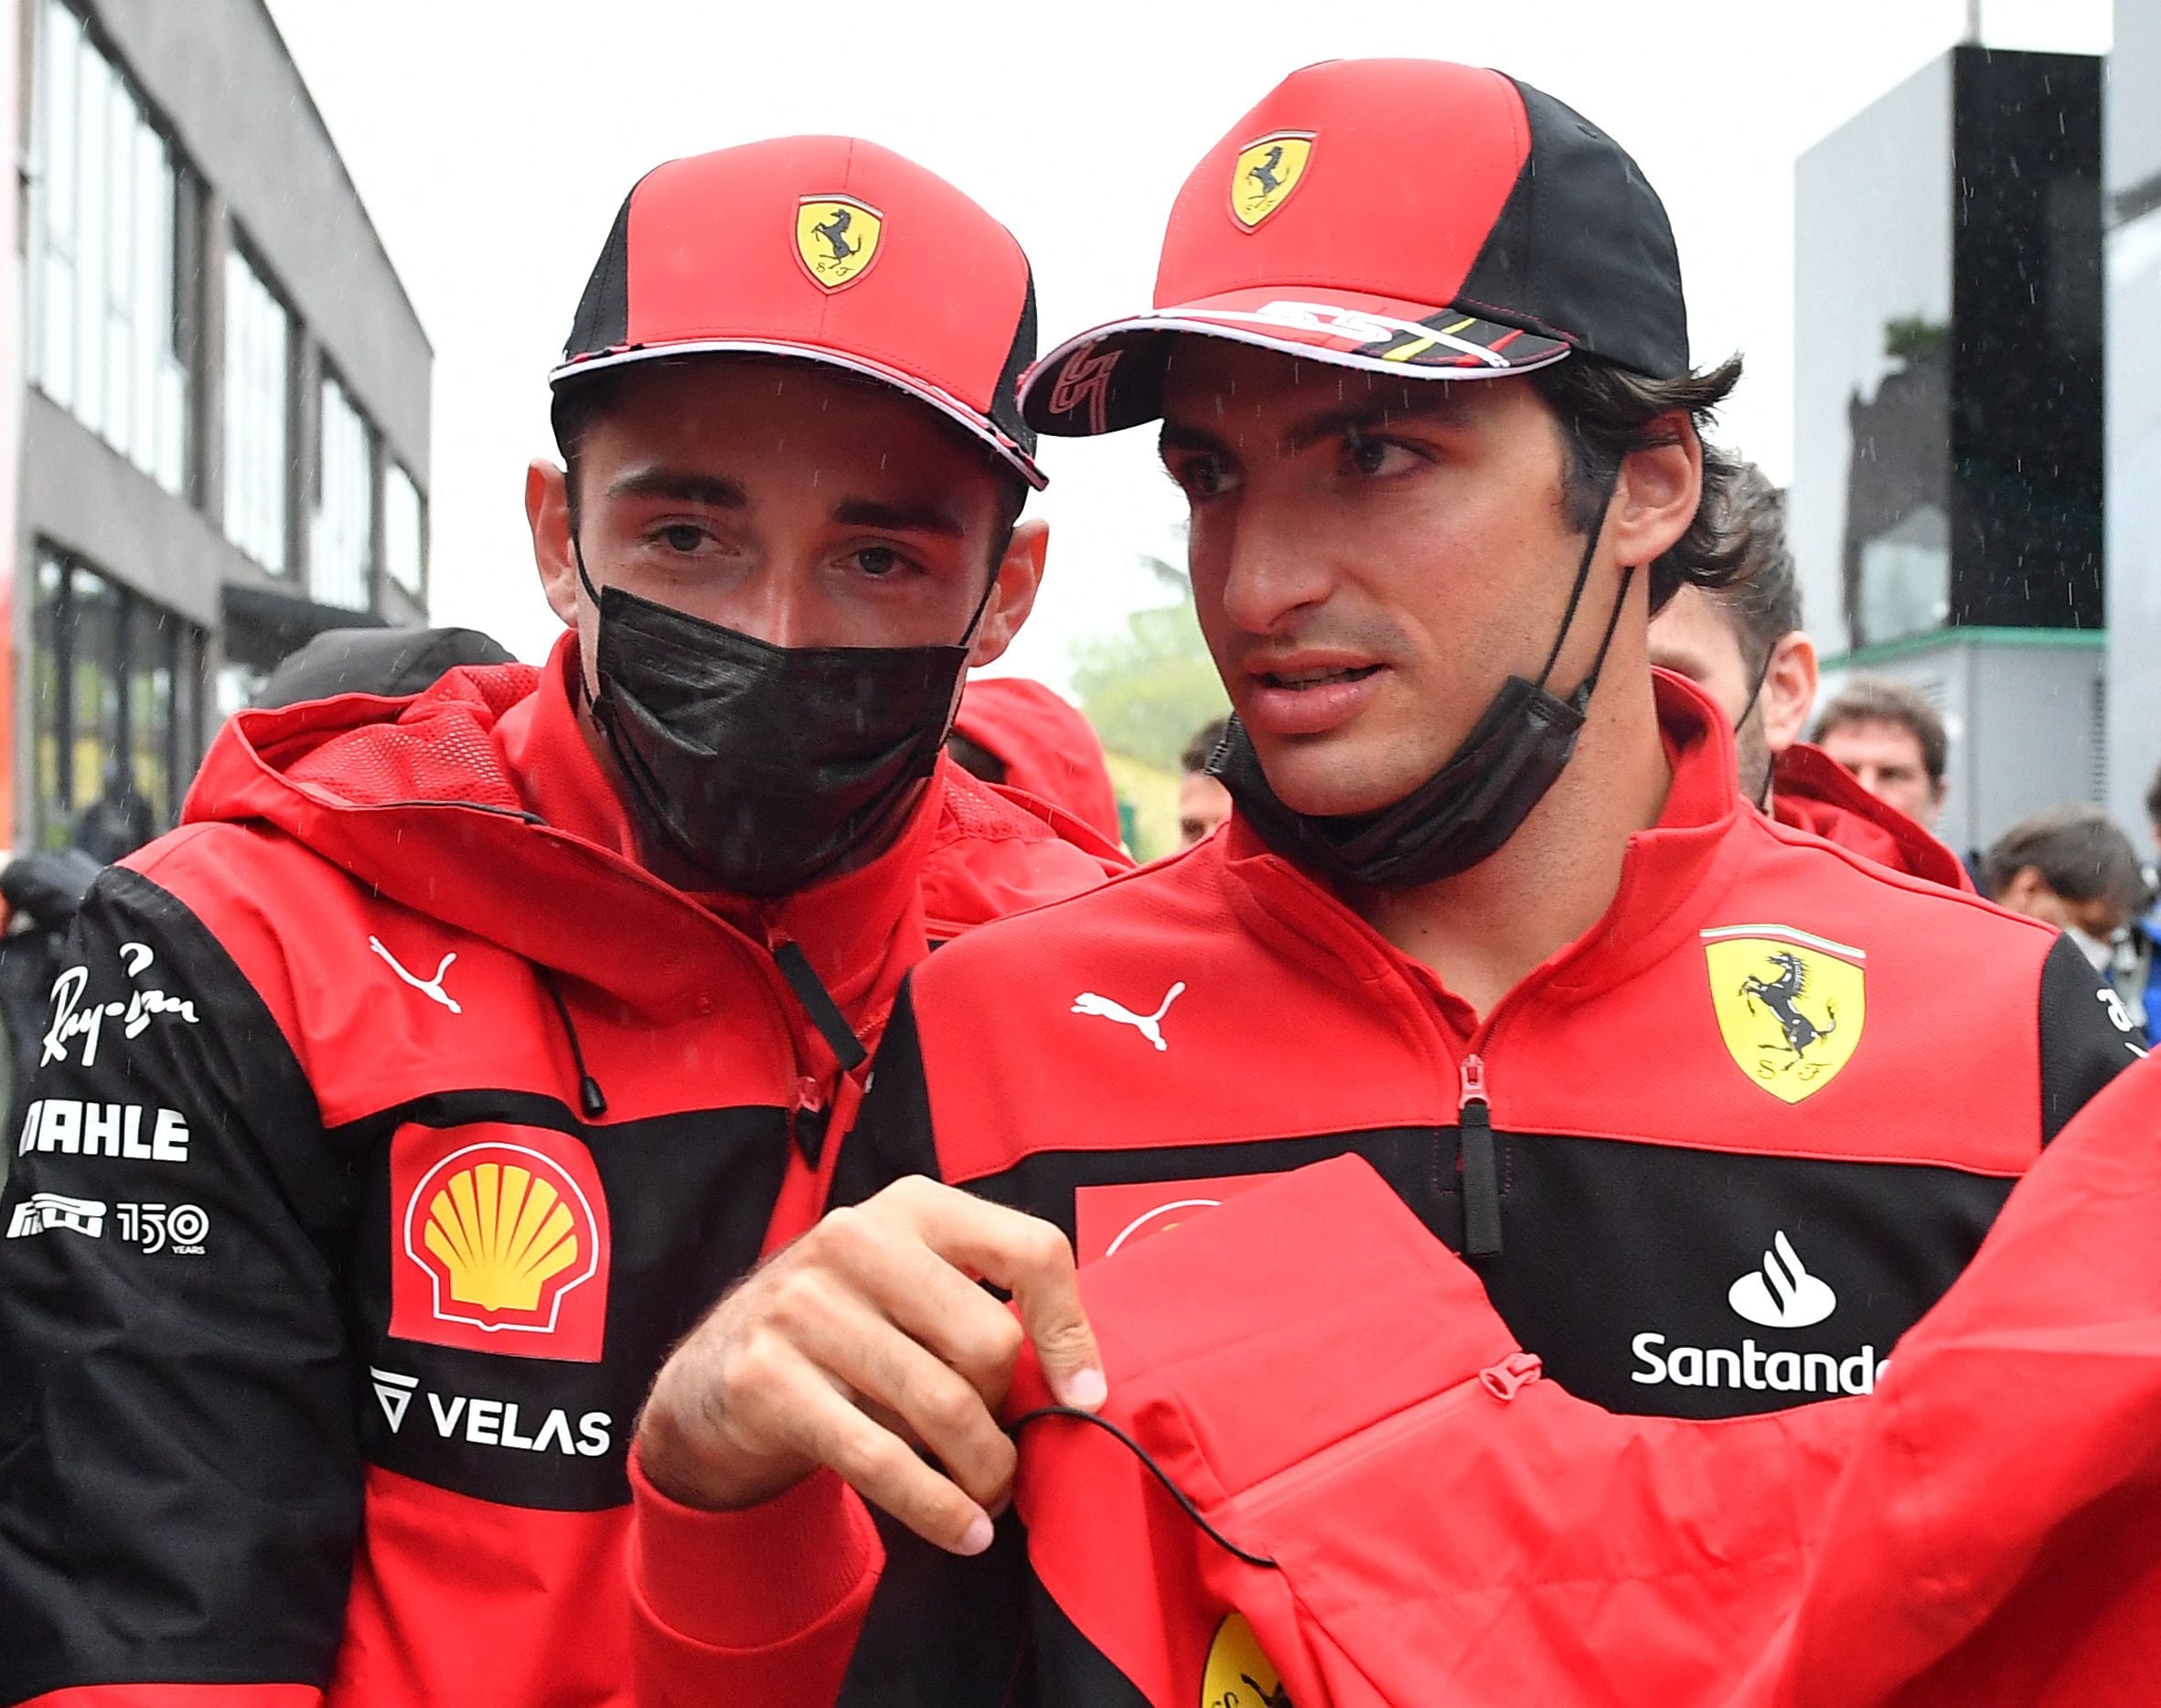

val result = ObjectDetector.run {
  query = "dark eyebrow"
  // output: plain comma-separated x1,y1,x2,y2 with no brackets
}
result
1159,387,1470,464
605,466,749,510
1158,422,1233,460
830,497,967,539
1279,390,1466,454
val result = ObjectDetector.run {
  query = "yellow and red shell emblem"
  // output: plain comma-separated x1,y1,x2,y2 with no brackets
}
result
403,1143,601,1337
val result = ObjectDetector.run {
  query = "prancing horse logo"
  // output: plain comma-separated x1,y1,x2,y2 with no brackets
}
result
1071,982,1186,1051
1229,132,1314,229
1739,952,1837,1060
795,196,884,291
1702,927,1867,1105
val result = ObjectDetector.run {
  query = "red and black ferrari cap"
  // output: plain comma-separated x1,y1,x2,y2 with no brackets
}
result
1019,59,1687,437
554,136,1044,486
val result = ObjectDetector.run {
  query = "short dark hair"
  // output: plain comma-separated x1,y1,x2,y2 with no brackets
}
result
1692,461,1801,678
2145,758,2161,832
1811,677,1949,786
1527,352,1749,614
550,357,1030,545
1982,806,2144,915
1181,717,1228,776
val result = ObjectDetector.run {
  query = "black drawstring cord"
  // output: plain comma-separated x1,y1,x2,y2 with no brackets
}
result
1009,1406,1279,1570
537,968,608,1118
772,940,870,1073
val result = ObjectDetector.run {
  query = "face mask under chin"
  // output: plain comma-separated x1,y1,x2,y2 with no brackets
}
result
575,546,986,897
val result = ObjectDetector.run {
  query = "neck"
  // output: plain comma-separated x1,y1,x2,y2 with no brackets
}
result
1357,664,1671,1017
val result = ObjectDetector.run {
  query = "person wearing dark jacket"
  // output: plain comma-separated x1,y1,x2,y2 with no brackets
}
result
622,62,2137,1705
0,137,1123,1708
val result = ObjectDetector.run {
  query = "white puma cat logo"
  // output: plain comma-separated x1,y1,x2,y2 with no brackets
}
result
369,936,462,1015
1070,982,1186,1052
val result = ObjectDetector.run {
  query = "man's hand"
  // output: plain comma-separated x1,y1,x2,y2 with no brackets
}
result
635,1176,1105,1556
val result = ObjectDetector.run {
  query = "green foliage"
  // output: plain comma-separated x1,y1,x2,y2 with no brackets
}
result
1883,315,1949,366
1070,598,1227,772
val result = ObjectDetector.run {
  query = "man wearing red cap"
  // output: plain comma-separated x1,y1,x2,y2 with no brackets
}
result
0,139,1121,1707
627,61,2139,1704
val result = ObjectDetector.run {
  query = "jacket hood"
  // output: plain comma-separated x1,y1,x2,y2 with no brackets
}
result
950,676,1124,847
1771,742,1972,892
184,635,1122,1018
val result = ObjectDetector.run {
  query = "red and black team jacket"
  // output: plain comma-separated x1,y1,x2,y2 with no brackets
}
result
1002,1050,2161,1708
626,670,2138,1706
0,634,1122,1708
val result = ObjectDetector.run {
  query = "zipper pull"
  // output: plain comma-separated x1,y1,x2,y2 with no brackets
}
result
790,1075,829,1169
1458,1052,1503,1259
1479,1351,1542,1402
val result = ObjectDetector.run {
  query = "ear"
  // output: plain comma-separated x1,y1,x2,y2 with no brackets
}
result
1758,630,1819,758
529,459,581,630
968,517,1048,668
1997,863,2050,914
1606,415,1702,570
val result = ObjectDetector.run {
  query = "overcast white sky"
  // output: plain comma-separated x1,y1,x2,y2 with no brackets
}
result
263,0,2111,691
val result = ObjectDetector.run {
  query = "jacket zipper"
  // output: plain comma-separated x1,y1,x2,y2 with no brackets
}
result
1231,1352,1544,1521
1458,1052,1503,1258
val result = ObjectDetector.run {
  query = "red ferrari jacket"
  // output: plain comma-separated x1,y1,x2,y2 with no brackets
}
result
1009,1047,2161,1708
626,670,2136,1704
0,635,1122,1708
1770,742,1969,892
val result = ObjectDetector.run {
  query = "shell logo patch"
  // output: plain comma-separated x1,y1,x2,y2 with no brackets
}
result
1703,925,1867,1105
796,196,883,291
1202,1612,1290,1707
1230,133,1314,230
390,1125,610,1362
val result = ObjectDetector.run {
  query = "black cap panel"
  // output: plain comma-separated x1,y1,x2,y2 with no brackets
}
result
1458,79,1689,379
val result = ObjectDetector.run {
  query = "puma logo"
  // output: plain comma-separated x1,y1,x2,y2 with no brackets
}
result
369,937,462,1015
1070,982,1186,1052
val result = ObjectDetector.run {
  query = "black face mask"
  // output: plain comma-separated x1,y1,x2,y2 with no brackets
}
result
576,546,989,897
1211,480,1632,891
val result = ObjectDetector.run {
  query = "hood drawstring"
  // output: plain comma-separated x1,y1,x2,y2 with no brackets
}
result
537,967,609,1119
769,938,870,1170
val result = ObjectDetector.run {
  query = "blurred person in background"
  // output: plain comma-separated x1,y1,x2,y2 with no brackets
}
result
1813,676,1950,832
1177,716,1231,848
0,137,1123,1708
1649,464,1967,889
947,675,1123,847
1984,809,2153,1050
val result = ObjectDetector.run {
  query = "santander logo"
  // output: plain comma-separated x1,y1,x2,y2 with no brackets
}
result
1727,1232,1837,1329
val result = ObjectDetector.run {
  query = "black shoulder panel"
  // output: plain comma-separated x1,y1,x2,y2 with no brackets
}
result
2038,930,2142,1143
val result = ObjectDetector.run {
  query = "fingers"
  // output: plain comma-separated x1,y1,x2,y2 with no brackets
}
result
766,1259,1019,1517
729,1331,999,1557
881,1180,1107,1411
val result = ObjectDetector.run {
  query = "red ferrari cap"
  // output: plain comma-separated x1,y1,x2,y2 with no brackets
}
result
1020,59,1688,437
554,136,1043,487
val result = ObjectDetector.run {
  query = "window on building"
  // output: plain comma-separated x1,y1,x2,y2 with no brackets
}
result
384,462,426,601
32,546,206,852
311,370,375,611
28,0,190,495
223,241,292,573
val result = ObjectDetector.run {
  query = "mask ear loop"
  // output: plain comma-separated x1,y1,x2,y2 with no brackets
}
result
1533,464,1626,695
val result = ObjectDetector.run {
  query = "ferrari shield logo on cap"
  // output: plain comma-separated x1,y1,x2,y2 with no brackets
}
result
1702,926,1867,1105
795,196,883,291
1229,132,1314,230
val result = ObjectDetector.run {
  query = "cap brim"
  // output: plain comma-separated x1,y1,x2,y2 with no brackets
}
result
550,339,1046,489
1019,288,1572,437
